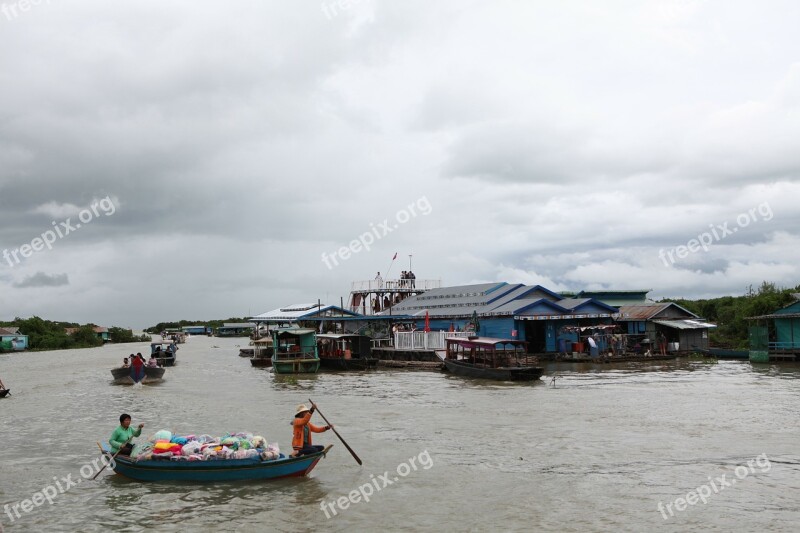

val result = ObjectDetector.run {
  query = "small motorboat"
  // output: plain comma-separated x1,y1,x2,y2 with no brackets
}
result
99,443,331,482
152,340,178,367
111,366,165,385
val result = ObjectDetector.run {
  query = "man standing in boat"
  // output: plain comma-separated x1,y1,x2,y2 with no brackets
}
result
291,404,332,457
109,414,144,456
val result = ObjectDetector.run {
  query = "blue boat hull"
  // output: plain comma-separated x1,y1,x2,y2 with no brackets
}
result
101,446,327,482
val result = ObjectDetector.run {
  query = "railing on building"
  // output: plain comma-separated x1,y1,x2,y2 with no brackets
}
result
393,331,473,351
350,279,442,292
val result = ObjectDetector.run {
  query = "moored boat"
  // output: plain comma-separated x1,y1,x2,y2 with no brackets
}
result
152,340,178,367
99,443,330,482
250,338,273,367
693,347,749,359
436,337,544,381
271,328,320,374
111,366,165,385
317,334,378,370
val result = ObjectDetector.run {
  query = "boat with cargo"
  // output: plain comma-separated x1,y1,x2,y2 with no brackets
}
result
99,442,331,482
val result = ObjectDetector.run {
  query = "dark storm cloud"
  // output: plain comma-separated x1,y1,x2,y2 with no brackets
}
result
1,0,799,327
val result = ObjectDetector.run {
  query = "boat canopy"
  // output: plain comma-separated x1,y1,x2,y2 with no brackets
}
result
445,337,527,349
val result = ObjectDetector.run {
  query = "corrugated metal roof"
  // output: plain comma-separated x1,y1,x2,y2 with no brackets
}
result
488,298,565,316
554,298,591,309
615,303,698,321
653,319,717,330
747,313,800,320
250,304,357,322
0,327,20,335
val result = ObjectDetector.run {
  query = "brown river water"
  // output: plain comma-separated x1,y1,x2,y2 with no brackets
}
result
1,335,799,532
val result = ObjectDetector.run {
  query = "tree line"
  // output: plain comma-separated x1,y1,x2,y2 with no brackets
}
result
668,281,799,349
0,316,149,351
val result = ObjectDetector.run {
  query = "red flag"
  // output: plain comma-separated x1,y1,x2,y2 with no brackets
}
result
392,252,397,260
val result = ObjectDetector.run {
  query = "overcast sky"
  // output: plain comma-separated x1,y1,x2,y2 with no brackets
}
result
2,0,799,328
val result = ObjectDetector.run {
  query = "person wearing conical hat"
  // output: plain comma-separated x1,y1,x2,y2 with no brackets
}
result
291,403,332,457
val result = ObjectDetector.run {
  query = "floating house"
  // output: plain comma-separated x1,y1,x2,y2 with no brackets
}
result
0,327,28,350
182,325,211,335
746,294,800,362
215,323,256,337
250,303,361,332
614,303,715,352
385,282,618,353
64,326,109,342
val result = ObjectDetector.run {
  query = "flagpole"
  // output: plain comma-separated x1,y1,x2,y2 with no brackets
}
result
385,253,398,279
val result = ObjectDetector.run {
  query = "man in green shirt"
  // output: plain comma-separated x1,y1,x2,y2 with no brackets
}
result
109,413,144,455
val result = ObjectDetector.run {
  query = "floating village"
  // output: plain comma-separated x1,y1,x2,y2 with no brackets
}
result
2,272,799,483
4,272,800,386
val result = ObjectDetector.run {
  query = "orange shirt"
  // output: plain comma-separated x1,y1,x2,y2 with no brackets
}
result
292,412,326,449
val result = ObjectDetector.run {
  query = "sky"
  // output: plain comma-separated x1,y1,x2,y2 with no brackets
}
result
1,0,800,328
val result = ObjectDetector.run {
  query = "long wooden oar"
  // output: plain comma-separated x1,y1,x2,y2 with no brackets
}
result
92,436,134,479
309,399,362,465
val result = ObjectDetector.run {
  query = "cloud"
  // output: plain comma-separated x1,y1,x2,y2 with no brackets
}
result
1,1,799,327
12,272,70,288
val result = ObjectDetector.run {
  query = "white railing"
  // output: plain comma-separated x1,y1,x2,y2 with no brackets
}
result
393,331,473,351
350,279,442,292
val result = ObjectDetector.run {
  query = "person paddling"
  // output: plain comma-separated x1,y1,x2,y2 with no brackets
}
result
291,404,332,457
109,413,144,456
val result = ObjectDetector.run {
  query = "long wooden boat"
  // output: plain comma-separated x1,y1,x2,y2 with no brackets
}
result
317,334,378,370
111,366,165,385
0,389,10,398
694,347,749,359
100,443,330,482
152,341,178,367
271,328,320,374
436,337,544,381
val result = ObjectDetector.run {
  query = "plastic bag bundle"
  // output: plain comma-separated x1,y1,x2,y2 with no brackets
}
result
202,447,218,459
153,442,182,454
233,449,259,460
134,430,278,461
220,436,240,448
131,443,153,458
182,441,202,456
150,430,172,443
